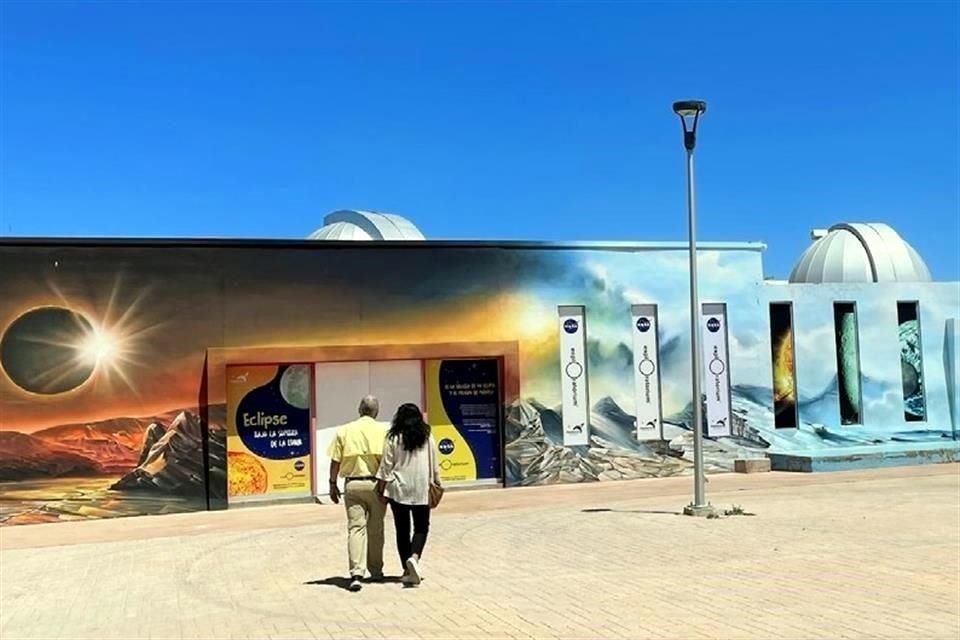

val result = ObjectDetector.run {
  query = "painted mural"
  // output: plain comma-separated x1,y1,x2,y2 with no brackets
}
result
0,249,225,525
758,281,959,453
897,302,926,422
0,242,957,525
769,303,798,429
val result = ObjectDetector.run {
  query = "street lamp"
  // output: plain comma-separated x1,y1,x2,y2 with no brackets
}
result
673,100,712,517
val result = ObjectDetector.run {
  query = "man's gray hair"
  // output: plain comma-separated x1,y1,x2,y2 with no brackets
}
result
358,395,380,418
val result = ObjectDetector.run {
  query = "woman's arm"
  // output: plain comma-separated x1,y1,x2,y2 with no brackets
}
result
375,435,396,481
430,436,442,486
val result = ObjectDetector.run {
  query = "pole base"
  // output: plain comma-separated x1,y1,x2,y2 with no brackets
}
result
683,503,719,518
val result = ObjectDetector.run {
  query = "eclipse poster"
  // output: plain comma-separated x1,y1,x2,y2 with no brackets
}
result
226,364,312,502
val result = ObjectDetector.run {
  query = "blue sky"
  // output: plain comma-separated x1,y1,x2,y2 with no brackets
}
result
1,1,957,280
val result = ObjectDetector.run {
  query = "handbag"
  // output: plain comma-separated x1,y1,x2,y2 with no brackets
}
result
428,438,445,509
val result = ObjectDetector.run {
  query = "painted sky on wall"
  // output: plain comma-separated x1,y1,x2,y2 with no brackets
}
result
0,244,769,431
4,242,956,441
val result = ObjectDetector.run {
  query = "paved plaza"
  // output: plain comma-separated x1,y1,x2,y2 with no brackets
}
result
1,465,958,640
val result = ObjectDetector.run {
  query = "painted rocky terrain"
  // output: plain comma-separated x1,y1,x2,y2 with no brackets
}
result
0,414,179,482
504,396,767,487
0,406,227,525
112,409,226,497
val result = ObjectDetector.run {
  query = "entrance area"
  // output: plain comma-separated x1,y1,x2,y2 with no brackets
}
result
208,341,519,507
313,359,423,493
313,357,504,496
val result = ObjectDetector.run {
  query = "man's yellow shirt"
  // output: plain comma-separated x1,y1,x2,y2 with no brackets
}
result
327,415,386,478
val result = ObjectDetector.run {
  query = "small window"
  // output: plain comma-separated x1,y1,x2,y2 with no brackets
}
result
897,302,926,422
769,303,798,429
833,302,863,425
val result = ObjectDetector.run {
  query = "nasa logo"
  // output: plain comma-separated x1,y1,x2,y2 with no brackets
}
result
707,317,721,333
294,460,305,472
438,438,455,455
636,317,651,333
563,318,579,334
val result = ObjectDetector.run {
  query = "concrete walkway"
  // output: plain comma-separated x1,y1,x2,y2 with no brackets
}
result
1,465,958,640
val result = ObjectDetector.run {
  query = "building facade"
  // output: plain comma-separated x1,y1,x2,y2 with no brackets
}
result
0,212,956,525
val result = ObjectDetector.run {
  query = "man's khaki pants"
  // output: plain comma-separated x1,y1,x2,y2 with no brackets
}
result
344,479,385,578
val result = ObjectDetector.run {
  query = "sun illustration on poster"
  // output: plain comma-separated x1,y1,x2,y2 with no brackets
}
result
0,281,162,396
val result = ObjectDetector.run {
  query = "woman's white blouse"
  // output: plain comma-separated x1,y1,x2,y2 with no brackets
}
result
376,434,441,506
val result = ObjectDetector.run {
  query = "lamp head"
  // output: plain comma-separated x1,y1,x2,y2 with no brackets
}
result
672,100,707,151
672,100,707,118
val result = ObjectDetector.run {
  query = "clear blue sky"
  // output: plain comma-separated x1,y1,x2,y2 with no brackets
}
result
1,1,957,280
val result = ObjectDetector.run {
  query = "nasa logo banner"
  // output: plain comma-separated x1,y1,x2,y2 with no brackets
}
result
701,302,732,437
631,304,662,441
558,305,590,446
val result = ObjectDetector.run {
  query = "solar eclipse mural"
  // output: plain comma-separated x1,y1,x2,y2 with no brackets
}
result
0,241,956,526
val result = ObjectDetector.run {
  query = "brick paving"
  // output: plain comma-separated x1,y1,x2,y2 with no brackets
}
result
1,465,958,640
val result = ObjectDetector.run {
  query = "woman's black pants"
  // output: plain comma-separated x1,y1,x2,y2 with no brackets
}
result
389,500,430,566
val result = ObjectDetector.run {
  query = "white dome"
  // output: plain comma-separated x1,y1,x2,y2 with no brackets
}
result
307,210,425,241
789,223,932,284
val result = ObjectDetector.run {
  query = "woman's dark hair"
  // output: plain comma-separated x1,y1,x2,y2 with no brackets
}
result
388,403,431,452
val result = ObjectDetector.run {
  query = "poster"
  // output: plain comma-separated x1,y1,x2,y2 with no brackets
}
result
558,305,590,446
631,304,662,441
833,303,863,425
897,302,926,422
701,303,732,437
425,359,501,484
226,364,312,502
769,303,798,429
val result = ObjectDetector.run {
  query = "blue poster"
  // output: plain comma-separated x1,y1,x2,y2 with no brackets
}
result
426,359,501,481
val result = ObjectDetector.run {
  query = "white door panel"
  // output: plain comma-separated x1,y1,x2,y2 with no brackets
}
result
369,360,423,424
313,360,423,497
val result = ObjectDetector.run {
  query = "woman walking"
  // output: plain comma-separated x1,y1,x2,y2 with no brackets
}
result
375,403,441,586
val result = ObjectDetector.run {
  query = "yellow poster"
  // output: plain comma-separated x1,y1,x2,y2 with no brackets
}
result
226,364,312,502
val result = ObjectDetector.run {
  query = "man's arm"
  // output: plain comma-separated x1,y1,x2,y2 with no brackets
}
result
328,459,341,504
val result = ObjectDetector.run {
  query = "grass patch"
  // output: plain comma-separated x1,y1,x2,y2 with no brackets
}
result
723,504,755,517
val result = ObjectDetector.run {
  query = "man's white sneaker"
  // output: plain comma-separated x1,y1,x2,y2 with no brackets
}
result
348,577,363,592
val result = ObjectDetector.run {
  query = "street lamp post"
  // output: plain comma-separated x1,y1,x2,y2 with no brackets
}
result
673,100,712,516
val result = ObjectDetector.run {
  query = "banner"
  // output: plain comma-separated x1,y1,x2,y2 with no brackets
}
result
558,305,590,446
226,364,312,503
701,303,731,437
631,304,663,441
425,359,501,484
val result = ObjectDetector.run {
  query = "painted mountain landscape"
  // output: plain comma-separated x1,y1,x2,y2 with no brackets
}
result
504,395,768,487
0,407,226,526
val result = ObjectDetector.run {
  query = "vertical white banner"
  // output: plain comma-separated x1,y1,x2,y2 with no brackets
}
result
558,305,590,446
631,304,663,441
701,302,732,437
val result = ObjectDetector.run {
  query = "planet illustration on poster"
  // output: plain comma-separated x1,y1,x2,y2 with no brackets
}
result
279,364,311,410
228,451,268,496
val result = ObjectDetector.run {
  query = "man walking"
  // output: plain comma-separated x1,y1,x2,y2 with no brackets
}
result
328,395,387,592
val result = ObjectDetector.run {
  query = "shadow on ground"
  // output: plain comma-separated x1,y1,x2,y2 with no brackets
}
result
581,508,682,515
305,576,405,590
